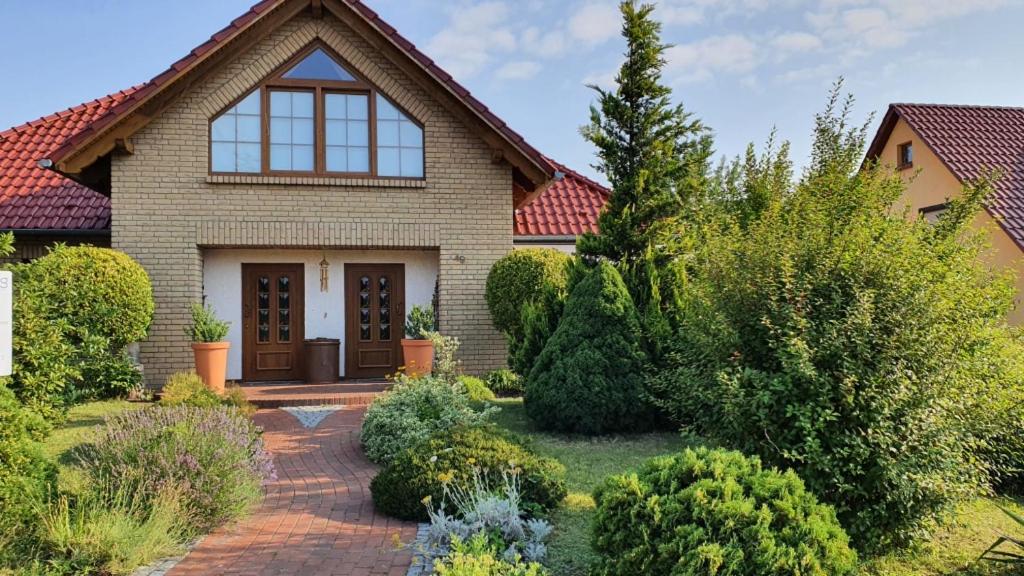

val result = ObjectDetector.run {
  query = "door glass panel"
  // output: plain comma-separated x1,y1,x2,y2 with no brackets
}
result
359,275,371,341
379,276,391,341
257,276,271,343
278,276,291,343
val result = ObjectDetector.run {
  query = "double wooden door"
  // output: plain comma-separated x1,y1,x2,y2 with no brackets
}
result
345,264,405,379
242,264,305,382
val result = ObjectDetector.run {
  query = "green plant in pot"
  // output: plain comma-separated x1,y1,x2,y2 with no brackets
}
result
186,302,230,394
401,305,435,377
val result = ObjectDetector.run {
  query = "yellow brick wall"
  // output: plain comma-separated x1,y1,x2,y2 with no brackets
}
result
111,14,513,384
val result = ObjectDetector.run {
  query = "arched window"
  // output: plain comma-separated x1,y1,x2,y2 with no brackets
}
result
210,43,425,178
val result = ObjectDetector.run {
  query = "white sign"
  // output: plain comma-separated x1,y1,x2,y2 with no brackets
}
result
0,271,11,376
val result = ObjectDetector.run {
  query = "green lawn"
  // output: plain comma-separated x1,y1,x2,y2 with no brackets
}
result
487,398,1024,576
42,400,146,493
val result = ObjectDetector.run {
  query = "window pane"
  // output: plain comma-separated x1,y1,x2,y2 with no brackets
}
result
378,148,400,177
326,147,347,172
211,142,236,172
325,94,346,119
347,95,368,120
282,48,357,81
269,90,315,172
376,94,399,119
211,115,235,141
237,143,261,173
401,148,424,177
237,115,260,142
270,91,291,116
292,145,314,171
348,120,368,146
270,118,291,144
400,121,423,148
326,119,347,145
293,118,314,145
378,120,399,146
270,144,291,170
236,91,260,115
349,147,369,172
292,92,314,118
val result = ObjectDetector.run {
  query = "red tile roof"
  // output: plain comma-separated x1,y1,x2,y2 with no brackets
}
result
48,0,556,186
867,103,1024,249
514,163,609,237
0,87,143,231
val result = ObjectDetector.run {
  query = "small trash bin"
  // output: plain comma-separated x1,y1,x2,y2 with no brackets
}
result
304,338,340,383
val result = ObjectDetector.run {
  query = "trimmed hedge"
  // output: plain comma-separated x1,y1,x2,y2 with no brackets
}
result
592,447,858,576
525,262,651,435
370,426,566,521
485,249,569,339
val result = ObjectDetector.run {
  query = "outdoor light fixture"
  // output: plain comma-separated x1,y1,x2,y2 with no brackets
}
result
319,255,329,292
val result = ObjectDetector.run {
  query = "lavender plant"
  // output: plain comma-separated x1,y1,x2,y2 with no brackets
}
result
79,406,275,531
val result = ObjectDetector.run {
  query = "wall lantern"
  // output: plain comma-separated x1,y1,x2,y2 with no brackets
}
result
319,255,330,292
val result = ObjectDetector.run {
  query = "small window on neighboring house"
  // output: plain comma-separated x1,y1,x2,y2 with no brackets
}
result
210,91,261,173
898,141,913,169
920,203,947,224
376,94,424,178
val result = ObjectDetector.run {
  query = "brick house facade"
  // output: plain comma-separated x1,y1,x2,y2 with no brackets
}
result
0,0,610,386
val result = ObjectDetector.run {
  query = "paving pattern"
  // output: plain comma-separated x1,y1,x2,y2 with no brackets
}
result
281,405,344,429
166,407,417,576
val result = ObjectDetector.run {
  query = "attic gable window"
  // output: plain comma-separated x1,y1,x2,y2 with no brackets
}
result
898,141,913,169
209,42,425,179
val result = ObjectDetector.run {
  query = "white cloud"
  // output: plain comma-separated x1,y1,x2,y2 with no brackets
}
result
568,3,621,45
665,34,759,83
772,31,824,53
425,2,517,78
521,27,567,57
495,60,543,80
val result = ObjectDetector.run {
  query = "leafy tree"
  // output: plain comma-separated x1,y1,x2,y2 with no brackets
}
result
525,262,650,434
648,84,1019,549
577,1,712,360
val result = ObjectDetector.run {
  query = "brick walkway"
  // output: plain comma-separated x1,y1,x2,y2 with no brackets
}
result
167,407,417,576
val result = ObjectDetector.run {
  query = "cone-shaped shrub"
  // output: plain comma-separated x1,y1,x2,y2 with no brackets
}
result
524,262,649,434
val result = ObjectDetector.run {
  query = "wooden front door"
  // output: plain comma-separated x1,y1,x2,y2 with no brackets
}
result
345,264,404,379
242,264,305,382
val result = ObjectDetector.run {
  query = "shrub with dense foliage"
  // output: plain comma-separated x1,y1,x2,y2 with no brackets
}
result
591,447,858,576
485,249,569,339
371,426,566,521
0,383,55,563
510,283,564,378
485,369,523,397
525,262,650,435
361,377,494,465
406,304,436,339
159,372,256,417
649,88,1020,549
81,406,275,531
186,302,229,343
458,375,495,403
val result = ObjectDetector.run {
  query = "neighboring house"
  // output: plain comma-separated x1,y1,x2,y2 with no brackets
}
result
866,103,1024,324
0,0,607,385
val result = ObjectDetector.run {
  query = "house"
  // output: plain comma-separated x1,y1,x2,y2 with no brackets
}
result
0,0,608,385
866,103,1024,324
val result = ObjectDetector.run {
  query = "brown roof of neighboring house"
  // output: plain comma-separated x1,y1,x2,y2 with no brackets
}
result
514,163,608,237
46,0,556,190
0,87,143,231
867,103,1024,248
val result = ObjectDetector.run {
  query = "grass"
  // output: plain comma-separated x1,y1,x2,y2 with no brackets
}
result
488,398,1024,576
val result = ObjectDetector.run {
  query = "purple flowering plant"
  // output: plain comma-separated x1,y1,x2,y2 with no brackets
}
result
79,405,275,532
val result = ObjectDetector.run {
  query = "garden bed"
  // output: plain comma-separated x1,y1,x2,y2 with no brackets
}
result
487,398,1024,576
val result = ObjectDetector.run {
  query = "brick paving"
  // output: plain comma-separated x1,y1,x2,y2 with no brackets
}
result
241,382,389,409
167,407,417,576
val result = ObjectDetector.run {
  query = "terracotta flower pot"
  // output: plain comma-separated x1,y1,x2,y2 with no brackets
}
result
401,339,434,377
192,341,230,395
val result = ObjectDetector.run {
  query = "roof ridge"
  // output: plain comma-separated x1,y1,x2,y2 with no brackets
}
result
0,85,146,142
893,102,1024,112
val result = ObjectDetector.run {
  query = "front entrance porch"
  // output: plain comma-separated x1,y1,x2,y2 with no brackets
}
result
203,247,439,383
240,381,390,409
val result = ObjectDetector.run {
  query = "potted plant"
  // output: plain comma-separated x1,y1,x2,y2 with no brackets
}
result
187,302,231,394
401,304,435,377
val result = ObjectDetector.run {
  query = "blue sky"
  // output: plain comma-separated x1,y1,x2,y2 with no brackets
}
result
1,0,1022,183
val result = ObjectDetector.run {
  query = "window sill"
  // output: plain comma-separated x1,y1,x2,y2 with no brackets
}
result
897,162,914,171
206,174,427,188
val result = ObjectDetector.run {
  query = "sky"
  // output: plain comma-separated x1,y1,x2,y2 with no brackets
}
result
1,0,1022,183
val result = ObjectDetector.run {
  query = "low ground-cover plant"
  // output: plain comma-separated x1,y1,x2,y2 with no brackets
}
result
159,372,256,417
433,534,549,576
485,370,523,397
591,447,858,576
371,425,566,521
525,262,652,435
80,405,274,532
361,377,495,465
458,375,495,403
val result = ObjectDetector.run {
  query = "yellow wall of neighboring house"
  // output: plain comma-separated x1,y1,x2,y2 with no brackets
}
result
881,118,1024,324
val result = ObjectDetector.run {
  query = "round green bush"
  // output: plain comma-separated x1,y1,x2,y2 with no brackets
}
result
28,245,154,349
525,262,651,435
458,375,495,403
159,371,221,408
592,447,858,576
370,426,567,521
485,249,570,338
485,369,523,397
361,377,492,465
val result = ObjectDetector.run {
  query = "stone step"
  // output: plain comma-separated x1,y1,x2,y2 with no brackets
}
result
240,382,389,409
